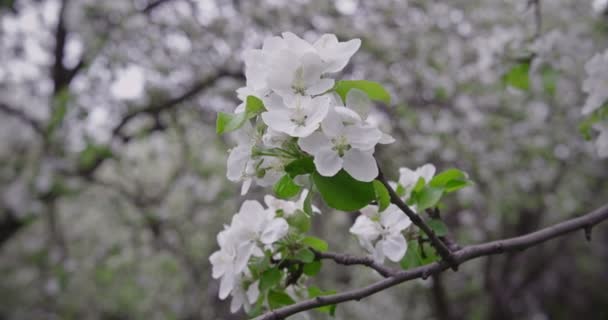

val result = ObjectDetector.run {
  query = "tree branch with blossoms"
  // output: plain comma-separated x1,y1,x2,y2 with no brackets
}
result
254,203,608,320
208,32,608,319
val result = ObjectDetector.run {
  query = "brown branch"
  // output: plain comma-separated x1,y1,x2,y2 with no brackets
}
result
376,169,458,269
111,70,243,141
255,203,608,320
314,250,398,278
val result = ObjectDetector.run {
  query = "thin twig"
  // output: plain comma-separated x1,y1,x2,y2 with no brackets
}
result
376,169,458,269
255,203,608,320
314,250,398,278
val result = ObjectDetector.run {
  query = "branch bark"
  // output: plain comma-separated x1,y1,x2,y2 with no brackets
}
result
314,250,398,278
255,203,608,320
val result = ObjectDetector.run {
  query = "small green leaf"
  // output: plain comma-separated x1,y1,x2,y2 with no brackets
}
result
259,268,282,292
503,61,530,91
430,169,466,188
303,187,314,215
285,157,315,177
400,241,439,269
268,290,295,309
273,175,302,199
579,104,608,140
308,286,337,315
541,66,558,96
216,95,265,135
287,210,311,233
396,184,406,197
246,95,266,114
312,170,375,212
301,236,328,252
303,261,322,276
373,180,390,212
294,248,315,263
335,80,391,105
215,111,247,134
428,219,448,237
47,89,70,134
415,186,443,211
78,144,113,171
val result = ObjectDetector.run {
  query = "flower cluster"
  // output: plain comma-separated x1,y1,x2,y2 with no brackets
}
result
349,164,436,263
226,32,394,194
581,50,608,158
209,200,288,311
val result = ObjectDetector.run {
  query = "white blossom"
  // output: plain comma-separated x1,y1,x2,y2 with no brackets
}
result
261,95,330,138
209,200,289,300
264,189,320,216
349,204,412,263
298,102,383,182
581,50,608,115
397,164,437,201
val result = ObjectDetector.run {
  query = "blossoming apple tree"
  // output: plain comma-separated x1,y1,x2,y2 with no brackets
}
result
211,32,608,319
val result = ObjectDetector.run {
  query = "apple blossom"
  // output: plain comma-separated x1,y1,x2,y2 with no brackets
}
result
397,164,437,201
349,204,412,263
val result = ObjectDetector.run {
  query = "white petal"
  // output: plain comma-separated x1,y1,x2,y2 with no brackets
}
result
261,110,296,134
372,241,386,264
260,218,289,244
230,288,244,312
417,164,436,183
298,132,332,155
346,89,371,119
314,148,343,177
321,108,345,137
219,274,235,300
343,149,378,182
379,133,396,144
282,32,315,53
307,78,335,96
344,125,382,150
349,215,382,240
381,234,407,262
380,205,411,232
247,280,260,303
240,178,252,195
226,146,251,182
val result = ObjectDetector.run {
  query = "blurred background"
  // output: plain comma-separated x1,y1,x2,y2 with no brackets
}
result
1,0,608,319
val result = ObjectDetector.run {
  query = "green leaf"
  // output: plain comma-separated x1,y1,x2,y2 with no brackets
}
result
400,241,423,269
302,261,322,276
335,80,391,105
579,104,608,140
428,219,448,237
287,210,310,233
294,248,315,263
301,236,328,252
308,286,337,315
312,170,375,212
78,144,113,171
541,66,558,96
415,186,443,211
246,95,266,114
303,187,314,215
259,268,282,292
47,89,70,134
215,111,247,135
216,95,265,135
285,157,315,177
430,168,472,193
373,180,390,212
268,290,295,309
430,169,466,188
273,175,302,199
400,241,439,270
503,61,530,91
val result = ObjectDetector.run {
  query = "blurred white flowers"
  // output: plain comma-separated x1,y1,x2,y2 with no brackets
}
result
350,204,412,263
581,50,608,115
